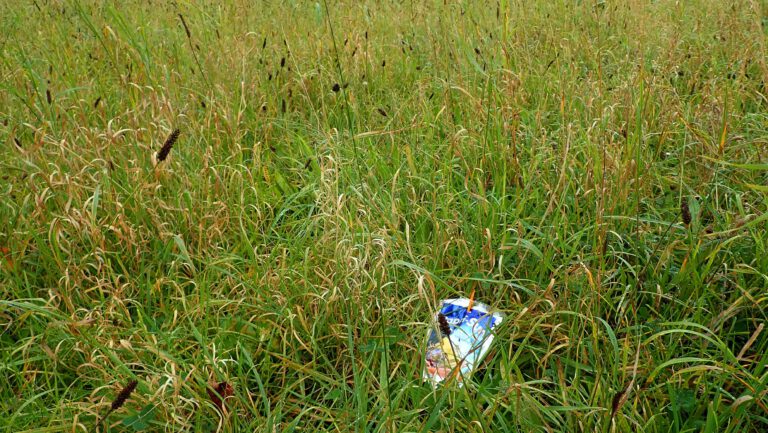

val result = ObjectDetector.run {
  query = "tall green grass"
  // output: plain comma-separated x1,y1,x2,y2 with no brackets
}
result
1,0,767,431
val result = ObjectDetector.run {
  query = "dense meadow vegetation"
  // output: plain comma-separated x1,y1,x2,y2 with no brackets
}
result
1,0,767,431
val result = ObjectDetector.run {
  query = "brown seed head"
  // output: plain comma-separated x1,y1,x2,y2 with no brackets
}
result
157,129,180,162
437,313,451,337
111,380,138,411
681,197,692,225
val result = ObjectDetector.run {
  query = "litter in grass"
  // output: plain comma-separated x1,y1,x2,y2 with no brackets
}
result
423,296,503,386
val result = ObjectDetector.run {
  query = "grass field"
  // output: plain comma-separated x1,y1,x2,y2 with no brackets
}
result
1,0,768,431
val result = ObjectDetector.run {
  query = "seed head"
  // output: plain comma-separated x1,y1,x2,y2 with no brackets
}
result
157,129,180,162
681,197,692,225
111,380,138,411
437,313,451,337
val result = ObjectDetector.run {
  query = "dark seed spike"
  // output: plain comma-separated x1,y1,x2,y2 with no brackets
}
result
178,14,192,39
111,380,138,411
157,128,180,162
437,313,451,337
610,388,624,418
611,382,633,419
681,197,692,225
